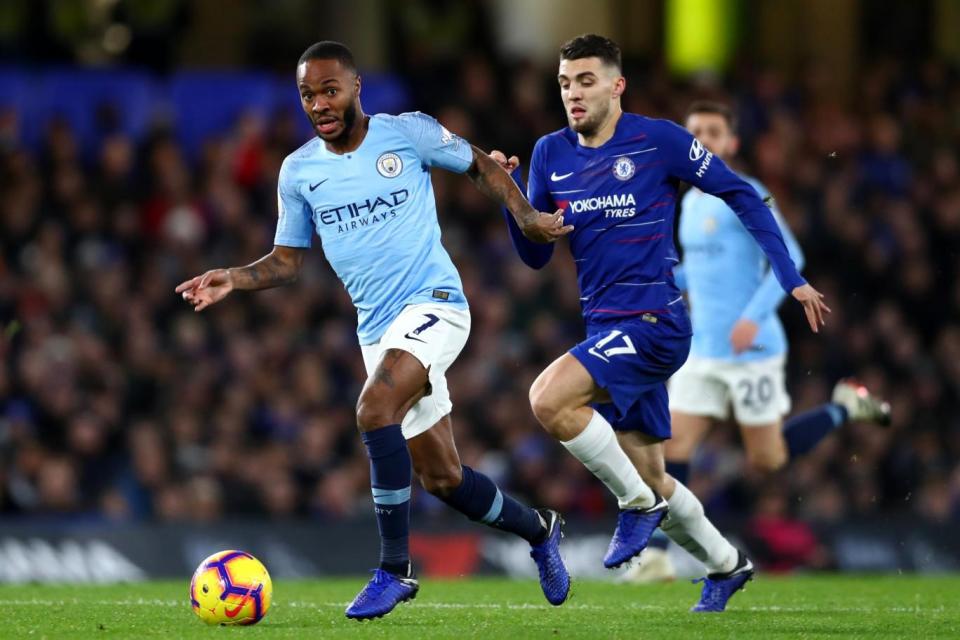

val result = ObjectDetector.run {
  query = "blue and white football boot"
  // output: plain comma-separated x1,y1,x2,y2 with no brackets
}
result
603,492,669,569
691,551,755,612
529,508,571,605
345,566,419,620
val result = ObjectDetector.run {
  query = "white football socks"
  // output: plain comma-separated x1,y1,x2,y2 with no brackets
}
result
560,409,656,509
661,481,738,574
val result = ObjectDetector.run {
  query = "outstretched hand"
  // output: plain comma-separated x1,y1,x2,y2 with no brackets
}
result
522,209,574,243
175,269,234,312
730,319,760,354
488,149,572,243
791,283,831,333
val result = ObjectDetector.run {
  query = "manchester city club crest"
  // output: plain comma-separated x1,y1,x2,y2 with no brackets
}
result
612,156,635,181
376,152,403,178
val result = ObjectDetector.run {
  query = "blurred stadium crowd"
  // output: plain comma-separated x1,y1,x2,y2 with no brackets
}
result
1,35,959,553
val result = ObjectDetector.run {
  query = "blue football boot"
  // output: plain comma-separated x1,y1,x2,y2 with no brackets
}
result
529,509,571,605
345,566,419,620
691,551,754,612
603,493,669,569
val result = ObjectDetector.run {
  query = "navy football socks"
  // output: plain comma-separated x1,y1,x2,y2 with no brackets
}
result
783,403,849,458
361,424,412,575
440,465,546,544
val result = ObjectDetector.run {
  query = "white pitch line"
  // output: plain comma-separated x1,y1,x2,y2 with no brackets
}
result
0,599,950,615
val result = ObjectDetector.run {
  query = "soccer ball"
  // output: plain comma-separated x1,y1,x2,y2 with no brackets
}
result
190,550,273,625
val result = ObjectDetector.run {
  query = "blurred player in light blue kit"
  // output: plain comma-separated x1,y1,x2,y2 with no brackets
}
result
626,101,891,583
177,41,572,621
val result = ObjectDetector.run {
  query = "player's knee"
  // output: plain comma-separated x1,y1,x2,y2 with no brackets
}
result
355,394,401,432
418,464,463,497
529,380,562,430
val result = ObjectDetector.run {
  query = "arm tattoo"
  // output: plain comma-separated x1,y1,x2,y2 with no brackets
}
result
466,146,539,227
228,249,302,291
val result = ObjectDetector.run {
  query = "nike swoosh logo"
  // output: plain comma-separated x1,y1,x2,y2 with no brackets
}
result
404,313,439,343
550,171,574,181
309,179,328,191
224,599,247,618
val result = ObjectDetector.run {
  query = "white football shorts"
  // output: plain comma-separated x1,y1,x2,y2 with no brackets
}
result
668,354,791,426
360,303,471,440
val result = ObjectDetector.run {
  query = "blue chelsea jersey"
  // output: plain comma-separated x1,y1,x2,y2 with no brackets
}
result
519,113,805,335
274,112,473,344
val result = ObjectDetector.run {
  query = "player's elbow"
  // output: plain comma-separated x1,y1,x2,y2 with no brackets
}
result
464,146,486,180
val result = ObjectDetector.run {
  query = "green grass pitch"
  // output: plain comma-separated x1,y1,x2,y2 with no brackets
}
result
4,575,959,639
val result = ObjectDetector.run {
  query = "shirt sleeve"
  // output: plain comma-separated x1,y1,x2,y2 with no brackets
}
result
500,137,555,269
273,158,314,248
740,184,806,324
392,111,474,173
654,120,806,294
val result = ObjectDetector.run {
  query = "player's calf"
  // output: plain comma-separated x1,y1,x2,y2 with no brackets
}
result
746,450,787,474
744,445,787,474
739,421,789,474
408,416,464,498
406,423,569,604
415,463,463,497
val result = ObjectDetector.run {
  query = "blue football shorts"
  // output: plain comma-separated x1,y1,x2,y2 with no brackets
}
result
569,313,692,439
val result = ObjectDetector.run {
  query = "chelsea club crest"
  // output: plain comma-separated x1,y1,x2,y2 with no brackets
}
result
376,152,403,178
612,156,635,181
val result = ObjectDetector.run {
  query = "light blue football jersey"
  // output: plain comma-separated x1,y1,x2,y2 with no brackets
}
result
274,112,473,344
676,176,805,362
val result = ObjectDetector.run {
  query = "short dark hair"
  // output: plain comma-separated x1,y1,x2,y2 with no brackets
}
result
298,41,357,73
686,100,737,133
559,34,621,72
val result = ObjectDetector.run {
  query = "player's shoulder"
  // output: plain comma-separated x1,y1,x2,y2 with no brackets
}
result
373,111,437,136
280,137,324,176
532,127,577,158
624,113,689,143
